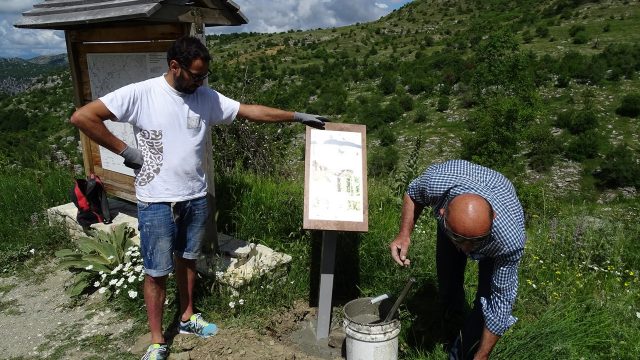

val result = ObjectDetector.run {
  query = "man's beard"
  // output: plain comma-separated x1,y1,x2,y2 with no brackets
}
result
174,76,199,94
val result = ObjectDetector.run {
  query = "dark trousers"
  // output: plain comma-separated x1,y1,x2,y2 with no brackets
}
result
436,227,495,360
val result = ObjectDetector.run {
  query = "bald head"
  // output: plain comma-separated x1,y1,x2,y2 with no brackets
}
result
444,193,494,238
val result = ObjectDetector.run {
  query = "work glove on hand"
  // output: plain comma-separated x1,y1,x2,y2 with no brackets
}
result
119,145,143,170
294,112,328,130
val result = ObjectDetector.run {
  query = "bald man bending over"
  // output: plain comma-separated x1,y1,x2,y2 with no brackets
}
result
390,160,525,360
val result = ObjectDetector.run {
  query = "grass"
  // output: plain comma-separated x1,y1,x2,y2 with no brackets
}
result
0,164,73,275
3,162,638,358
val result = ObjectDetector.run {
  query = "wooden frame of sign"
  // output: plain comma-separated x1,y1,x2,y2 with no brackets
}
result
303,122,368,232
66,23,189,202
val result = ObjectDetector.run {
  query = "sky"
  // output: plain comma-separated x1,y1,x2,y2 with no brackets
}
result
0,0,412,59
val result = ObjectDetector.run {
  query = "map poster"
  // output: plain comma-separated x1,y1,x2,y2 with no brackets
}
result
303,123,368,232
86,52,166,176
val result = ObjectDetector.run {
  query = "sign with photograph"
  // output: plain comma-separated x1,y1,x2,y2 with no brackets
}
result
303,123,368,232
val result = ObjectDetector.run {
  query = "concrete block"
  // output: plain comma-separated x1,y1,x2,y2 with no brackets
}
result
46,198,139,244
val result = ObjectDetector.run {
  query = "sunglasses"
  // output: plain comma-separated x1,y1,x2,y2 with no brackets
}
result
179,63,211,82
438,215,491,246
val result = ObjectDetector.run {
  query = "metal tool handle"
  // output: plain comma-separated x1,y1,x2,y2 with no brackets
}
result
383,277,416,323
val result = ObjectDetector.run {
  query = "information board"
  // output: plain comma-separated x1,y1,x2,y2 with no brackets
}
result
303,123,368,232
86,52,166,175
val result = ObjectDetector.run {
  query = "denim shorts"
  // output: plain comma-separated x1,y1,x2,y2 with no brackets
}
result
137,196,209,277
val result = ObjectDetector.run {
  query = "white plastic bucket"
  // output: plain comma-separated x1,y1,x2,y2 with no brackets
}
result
343,297,401,360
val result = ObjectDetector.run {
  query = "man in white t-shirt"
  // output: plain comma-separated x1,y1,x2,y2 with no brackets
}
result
70,36,326,360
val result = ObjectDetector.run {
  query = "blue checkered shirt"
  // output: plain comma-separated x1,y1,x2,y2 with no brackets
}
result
407,160,526,336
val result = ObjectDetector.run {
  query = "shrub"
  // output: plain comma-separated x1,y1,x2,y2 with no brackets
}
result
398,94,415,112
526,125,561,172
414,107,428,123
535,26,550,38
572,31,589,45
380,73,397,95
381,99,403,124
564,129,601,161
568,24,586,37
378,126,398,147
555,109,598,134
615,93,640,118
436,95,450,112
369,146,399,177
594,145,640,188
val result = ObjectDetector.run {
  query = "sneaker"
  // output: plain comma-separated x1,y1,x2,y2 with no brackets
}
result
141,344,168,360
179,313,219,338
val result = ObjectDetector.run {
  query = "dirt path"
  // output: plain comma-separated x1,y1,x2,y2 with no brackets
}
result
0,262,344,360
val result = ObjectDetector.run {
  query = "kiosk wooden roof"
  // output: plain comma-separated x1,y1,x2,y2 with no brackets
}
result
14,0,247,202
14,0,247,29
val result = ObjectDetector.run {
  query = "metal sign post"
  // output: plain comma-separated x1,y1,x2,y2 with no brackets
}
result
316,230,337,340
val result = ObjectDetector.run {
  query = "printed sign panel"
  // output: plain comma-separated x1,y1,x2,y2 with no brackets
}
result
86,52,165,175
303,123,368,232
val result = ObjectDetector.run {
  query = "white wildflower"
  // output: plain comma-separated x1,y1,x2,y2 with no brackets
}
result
229,301,236,309
134,265,144,273
115,289,120,295
107,255,115,260
29,249,35,255
128,275,137,283
85,265,94,270
128,290,138,299
101,273,107,280
98,287,107,294
94,281,100,287
238,299,245,305
116,278,125,287
109,279,117,286
637,312,640,319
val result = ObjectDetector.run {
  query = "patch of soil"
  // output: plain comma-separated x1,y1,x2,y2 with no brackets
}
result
0,262,134,359
1,260,346,360
153,300,345,360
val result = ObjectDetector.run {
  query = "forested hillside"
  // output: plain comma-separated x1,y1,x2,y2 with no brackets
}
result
205,0,640,208
0,54,68,95
0,0,639,204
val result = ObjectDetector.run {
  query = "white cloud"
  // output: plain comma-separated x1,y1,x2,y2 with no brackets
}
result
0,18,66,58
0,0,40,14
0,0,413,58
209,0,412,34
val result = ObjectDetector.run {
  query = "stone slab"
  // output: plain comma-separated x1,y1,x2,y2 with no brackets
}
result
47,200,292,289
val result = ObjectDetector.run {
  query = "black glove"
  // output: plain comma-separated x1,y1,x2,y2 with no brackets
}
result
294,112,328,130
119,145,143,170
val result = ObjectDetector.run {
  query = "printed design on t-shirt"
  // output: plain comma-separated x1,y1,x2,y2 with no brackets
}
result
135,130,163,187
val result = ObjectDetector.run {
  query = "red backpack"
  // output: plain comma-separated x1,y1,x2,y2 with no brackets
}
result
69,173,112,227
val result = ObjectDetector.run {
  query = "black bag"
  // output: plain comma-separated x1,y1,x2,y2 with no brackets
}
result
70,173,112,227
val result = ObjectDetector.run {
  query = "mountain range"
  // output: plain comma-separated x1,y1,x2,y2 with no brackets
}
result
0,54,68,95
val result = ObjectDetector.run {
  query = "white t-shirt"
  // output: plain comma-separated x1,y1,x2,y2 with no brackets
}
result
100,75,240,202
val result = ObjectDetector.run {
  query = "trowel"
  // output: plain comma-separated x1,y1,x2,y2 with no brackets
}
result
380,277,416,323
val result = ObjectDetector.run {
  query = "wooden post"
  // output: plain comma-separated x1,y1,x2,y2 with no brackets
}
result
192,18,219,257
